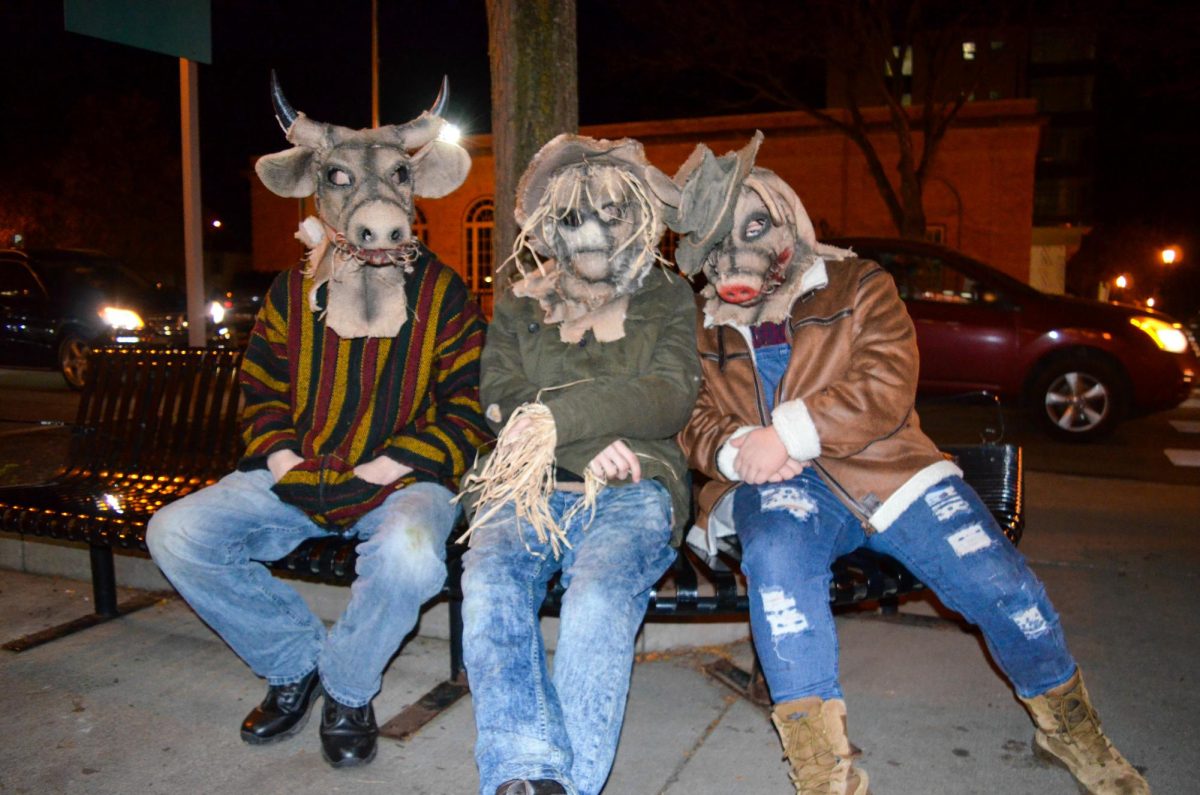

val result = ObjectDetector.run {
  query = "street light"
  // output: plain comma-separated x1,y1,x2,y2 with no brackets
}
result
1114,274,1129,289
1160,245,1182,265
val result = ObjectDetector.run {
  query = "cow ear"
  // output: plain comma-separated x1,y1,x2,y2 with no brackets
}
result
255,147,316,198
411,140,471,199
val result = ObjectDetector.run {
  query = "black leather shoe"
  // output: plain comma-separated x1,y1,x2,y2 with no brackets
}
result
495,780,568,795
239,668,321,745
319,696,378,768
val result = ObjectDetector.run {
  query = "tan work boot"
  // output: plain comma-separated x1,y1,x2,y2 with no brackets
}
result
1020,670,1150,794
771,697,870,794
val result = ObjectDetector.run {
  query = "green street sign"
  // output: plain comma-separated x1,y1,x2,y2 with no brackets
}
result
64,0,211,64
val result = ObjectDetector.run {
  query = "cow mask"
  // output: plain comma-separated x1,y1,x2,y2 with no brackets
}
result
255,73,470,338
508,135,680,343
671,132,851,327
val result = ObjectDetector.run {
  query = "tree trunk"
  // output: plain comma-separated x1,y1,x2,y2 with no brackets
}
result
898,169,928,239
486,0,578,291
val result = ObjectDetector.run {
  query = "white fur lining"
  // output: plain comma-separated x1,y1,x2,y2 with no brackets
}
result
868,459,964,532
687,485,738,562
717,425,760,480
798,257,830,293
771,398,821,462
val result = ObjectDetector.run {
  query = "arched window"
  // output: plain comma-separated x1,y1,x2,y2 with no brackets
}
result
412,205,429,245
463,198,495,293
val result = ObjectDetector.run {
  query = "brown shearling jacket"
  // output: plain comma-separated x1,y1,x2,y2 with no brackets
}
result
678,256,959,533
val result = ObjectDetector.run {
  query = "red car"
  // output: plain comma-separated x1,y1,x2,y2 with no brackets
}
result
829,238,1199,441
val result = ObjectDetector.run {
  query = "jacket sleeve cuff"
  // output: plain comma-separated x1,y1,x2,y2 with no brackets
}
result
717,425,760,480
771,399,821,461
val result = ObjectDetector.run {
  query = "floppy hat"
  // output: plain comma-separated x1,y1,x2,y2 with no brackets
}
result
514,134,680,228
670,130,764,276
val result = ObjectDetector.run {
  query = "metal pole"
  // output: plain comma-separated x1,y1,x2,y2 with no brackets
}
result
180,57,206,347
371,0,380,127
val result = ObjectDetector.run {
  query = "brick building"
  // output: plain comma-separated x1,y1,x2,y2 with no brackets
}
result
251,99,1042,315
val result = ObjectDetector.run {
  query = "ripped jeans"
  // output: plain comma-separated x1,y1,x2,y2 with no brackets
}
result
733,469,1076,702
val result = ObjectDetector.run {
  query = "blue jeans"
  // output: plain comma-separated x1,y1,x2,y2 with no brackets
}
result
733,469,1077,702
462,480,676,795
146,468,456,707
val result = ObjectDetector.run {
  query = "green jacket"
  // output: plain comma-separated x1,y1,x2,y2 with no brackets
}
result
471,269,701,543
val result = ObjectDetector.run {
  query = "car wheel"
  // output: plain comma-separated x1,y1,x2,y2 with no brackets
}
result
59,332,91,390
1028,354,1124,441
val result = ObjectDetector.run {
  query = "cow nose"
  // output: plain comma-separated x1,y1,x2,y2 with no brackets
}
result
351,201,410,248
354,223,407,247
718,284,760,304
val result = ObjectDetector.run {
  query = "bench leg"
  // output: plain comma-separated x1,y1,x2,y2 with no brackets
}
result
449,593,465,683
377,593,470,742
90,545,119,618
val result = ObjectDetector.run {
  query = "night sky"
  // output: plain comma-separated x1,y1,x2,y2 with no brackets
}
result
2,0,1197,282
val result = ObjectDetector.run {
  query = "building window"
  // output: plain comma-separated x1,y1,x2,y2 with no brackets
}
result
885,45,913,77
962,41,977,61
463,198,494,293
412,205,429,246
1031,75,1095,113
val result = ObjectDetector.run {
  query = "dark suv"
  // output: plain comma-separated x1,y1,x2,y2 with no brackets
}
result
0,248,187,388
829,238,1199,440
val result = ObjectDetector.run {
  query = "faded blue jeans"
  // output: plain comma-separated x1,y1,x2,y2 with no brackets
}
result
462,479,676,795
145,468,456,707
733,469,1077,702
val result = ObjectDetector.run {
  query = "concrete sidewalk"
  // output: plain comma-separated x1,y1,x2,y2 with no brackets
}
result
2,470,1196,794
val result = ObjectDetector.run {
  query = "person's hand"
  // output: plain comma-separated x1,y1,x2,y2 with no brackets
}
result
587,440,641,483
499,415,535,446
731,427,790,485
354,456,413,485
267,449,303,482
767,457,808,483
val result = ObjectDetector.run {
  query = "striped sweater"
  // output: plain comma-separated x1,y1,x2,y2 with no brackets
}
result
238,250,489,530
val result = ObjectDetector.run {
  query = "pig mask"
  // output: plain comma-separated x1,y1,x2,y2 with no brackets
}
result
671,132,851,327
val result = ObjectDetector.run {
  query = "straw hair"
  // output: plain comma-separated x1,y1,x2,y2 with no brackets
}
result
456,400,604,557
504,163,669,284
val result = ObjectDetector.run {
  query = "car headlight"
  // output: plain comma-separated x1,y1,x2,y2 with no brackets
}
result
1130,316,1189,353
209,300,227,325
99,306,145,330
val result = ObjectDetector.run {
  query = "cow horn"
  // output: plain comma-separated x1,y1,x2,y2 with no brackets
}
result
429,75,449,118
270,70,299,133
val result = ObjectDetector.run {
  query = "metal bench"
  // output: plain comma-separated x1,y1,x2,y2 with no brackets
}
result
0,346,1023,718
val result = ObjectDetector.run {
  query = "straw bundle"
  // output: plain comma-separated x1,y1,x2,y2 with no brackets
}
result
456,401,604,557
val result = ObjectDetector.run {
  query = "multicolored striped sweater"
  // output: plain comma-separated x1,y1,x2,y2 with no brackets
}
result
238,250,490,530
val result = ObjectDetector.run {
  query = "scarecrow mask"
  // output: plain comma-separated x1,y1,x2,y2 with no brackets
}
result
671,132,850,327
509,135,679,343
254,73,470,338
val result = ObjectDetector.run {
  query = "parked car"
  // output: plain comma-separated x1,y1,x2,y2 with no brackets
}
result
208,269,279,347
827,237,1199,441
0,248,188,388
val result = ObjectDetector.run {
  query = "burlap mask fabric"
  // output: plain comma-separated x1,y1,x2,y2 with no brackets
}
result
255,76,470,339
507,134,680,343
670,131,764,277
670,133,852,326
